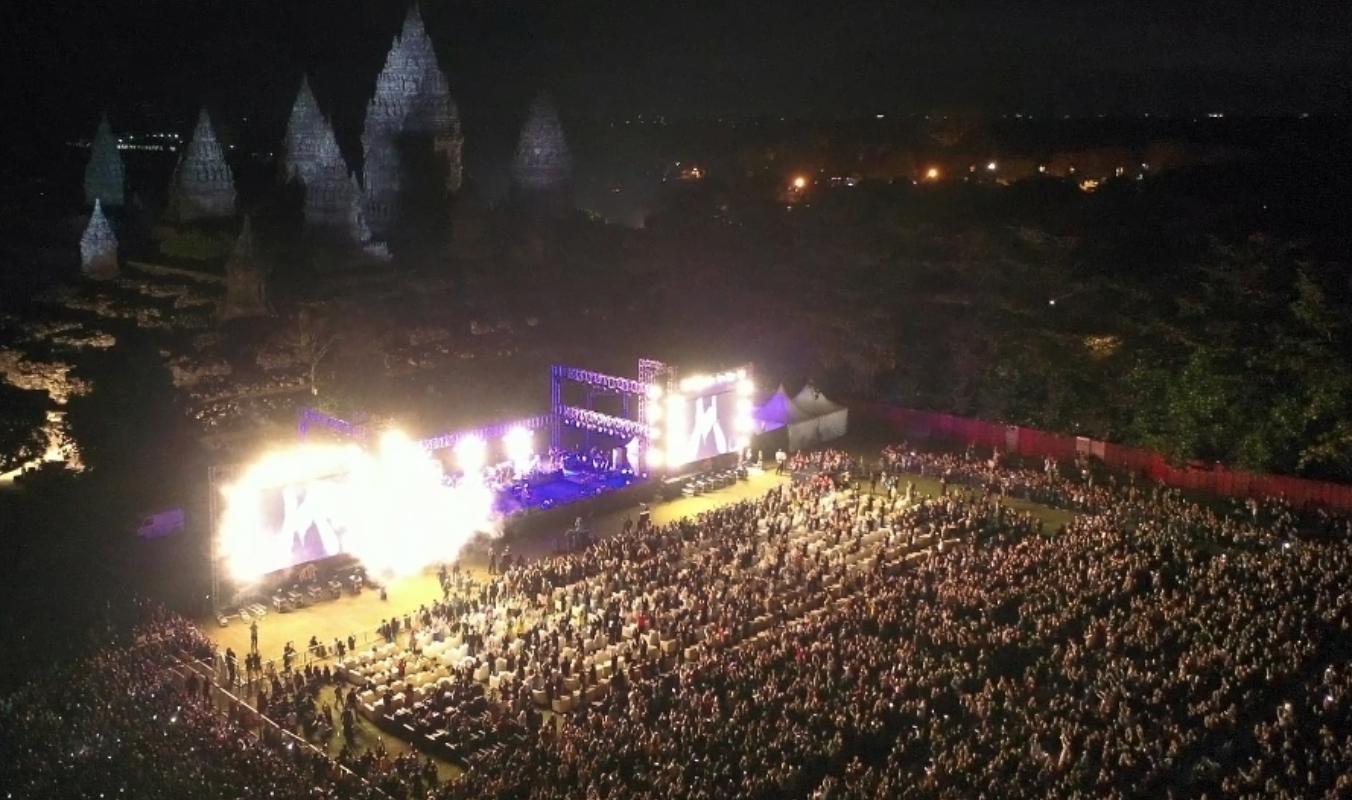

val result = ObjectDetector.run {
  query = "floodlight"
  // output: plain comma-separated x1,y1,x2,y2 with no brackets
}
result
380,428,409,454
646,384,664,400
503,428,533,468
455,436,486,474
738,379,755,397
647,449,665,469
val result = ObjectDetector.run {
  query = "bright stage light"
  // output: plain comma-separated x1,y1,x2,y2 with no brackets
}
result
647,448,665,469
736,397,755,434
666,393,688,468
218,442,493,585
738,378,755,397
380,428,408,454
455,436,486,475
503,428,533,472
646,384,664,400
648,402,663,422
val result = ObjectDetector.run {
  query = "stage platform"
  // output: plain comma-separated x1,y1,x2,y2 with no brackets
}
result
493,471,637,516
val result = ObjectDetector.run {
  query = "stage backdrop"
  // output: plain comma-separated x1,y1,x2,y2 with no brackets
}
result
253,473,353,575
670,387,740,466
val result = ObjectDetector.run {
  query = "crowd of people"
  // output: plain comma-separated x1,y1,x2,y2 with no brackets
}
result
5,443,1352,800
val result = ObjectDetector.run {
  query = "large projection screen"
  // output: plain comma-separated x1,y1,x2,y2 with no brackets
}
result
252,473,353,575
668,388,741,466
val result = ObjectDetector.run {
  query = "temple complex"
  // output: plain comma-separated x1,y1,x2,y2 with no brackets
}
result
360,7,463,237
282,77,354,230
510,95,572,201
84,114,126,208
220,217,270,319
79,200,119,279
169,109,237,222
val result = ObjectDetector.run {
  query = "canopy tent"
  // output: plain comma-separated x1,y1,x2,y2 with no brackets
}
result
753,385,821,452
753,386,795,432
792,384,849,443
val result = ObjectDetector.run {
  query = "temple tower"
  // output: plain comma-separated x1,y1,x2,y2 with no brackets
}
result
282,77,354,230
220,217,270,319
84,114,126,208
359,6,462,238
79,199,119,279
169,109,237,222
510,95,572,204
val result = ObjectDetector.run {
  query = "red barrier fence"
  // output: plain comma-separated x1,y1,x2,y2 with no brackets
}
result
872,406,1352,511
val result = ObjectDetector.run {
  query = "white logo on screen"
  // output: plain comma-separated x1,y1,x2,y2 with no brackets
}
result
686,395,728,460
278,483,341,564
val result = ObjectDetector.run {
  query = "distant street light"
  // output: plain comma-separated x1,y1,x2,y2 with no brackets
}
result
792,176,807,190
987,161,998,171
925,167,940,180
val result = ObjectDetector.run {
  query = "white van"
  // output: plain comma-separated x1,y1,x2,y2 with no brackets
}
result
137,509,186,539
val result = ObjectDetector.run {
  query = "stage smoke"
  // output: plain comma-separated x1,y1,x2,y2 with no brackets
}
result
219,439,494,584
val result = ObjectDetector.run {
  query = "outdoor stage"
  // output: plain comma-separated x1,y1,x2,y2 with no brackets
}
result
492,470,639,517
201,468,788,671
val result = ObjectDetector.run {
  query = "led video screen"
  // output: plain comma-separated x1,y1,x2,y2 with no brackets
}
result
670,388,740,465
254,473,353,574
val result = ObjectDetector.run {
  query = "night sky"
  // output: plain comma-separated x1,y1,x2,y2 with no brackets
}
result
4,0,1349,142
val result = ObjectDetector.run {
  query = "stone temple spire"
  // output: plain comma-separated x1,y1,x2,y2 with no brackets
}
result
84,114,126,208
360,5,462,236
169,109,237,222
283,77,354,229
511,95,571,196
220,217,269,319
80,199,119,279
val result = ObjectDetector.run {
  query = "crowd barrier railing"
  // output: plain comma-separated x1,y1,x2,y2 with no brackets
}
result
161,650,388,798
869,405,1352,511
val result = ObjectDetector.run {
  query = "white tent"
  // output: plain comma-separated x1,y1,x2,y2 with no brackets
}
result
793,384,849,443
754,385,821,451
753,386,793,432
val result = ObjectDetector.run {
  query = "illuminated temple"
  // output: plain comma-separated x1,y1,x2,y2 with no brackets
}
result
169,109,237,222
282,77,354,231
359,6,464,237
220,217,270,319
79,199,119,279
510,95,572,200
83,114,126,208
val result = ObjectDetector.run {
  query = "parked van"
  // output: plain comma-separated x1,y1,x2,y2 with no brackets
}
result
137,509,186,539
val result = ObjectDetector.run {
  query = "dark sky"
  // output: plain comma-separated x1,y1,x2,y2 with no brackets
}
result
4,0,1349,140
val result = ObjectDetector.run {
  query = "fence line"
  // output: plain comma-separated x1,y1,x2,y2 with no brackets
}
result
871,405,1352,511
164,650,387,797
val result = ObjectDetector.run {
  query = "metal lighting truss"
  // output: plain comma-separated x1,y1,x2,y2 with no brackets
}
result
556,405,654,441
297,408,370,441
416,415,552,451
